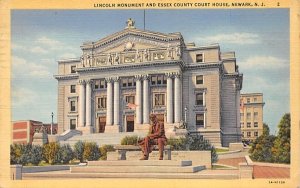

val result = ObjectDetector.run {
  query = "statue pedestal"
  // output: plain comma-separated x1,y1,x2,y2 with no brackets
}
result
77,126,94,134
32,132,48,145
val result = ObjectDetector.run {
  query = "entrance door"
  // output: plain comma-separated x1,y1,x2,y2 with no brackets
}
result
126,115,134,132
98,116,106,133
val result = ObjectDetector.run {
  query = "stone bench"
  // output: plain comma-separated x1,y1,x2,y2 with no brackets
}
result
114,145,171,160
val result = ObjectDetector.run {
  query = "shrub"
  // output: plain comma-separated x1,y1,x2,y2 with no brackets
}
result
167,133,218,163
99,145,115,160
28,145,43,165
59,144,74,164
121,135,139,145
74,141,85,162
43,142,61,164
83,142,100,161
167,137,186,150
10,144,31,165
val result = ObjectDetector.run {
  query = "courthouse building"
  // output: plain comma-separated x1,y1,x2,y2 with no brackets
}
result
54,19,243,147
240,93,265,142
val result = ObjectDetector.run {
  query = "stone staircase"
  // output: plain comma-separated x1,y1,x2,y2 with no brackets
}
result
59,132,147,147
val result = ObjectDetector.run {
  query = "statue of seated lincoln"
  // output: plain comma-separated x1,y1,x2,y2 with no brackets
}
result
138,114,167,160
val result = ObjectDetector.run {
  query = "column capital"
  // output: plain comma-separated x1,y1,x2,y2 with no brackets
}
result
85,79,93,84
134,75,143,81
174,72,181,79
142,74,149,80
105,77,113,83
165,72,174,78
78,79,86,85
112,76,120,82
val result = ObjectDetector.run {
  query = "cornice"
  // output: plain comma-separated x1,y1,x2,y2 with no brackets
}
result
54,74,79,80
76,60,185,73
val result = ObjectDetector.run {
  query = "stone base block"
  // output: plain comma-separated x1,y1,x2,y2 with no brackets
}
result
229,143,244,151
104,125,119,133
239,163,253,179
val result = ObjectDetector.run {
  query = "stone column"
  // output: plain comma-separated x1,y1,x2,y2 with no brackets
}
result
78,79,86,127
113,77,120,126
106,77,113,126
174,73,182,123
143,75,150,124
85,79,93,127
166,73,173,124
135,75,142,124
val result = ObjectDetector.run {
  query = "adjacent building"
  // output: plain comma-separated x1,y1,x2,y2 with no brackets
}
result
12,120,58,144
54,19,243,147
240,93,265,142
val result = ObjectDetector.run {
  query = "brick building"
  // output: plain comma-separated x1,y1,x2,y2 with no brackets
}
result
12,120,58,144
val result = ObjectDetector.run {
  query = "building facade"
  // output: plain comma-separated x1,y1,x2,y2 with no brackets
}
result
54,19,243,147
240,93,265,142
12,120,58,144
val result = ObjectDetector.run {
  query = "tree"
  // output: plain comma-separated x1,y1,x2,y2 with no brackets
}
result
249,123,276,162
272,113,290,164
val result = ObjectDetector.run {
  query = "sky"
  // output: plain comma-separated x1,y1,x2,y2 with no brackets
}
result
11,9,290,134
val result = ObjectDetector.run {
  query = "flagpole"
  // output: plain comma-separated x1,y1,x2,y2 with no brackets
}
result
143,9,145,30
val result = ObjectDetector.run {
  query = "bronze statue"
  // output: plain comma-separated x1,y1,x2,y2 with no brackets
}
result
138,114,167,160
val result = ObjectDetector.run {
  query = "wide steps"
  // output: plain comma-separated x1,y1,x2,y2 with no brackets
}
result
71,164,205,173
87,160,192,166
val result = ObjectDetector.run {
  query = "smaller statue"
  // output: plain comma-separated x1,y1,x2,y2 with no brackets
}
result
114,53,120,64
144,49,149,61
107,53,112,65
175,46,181,56
126,18,135,29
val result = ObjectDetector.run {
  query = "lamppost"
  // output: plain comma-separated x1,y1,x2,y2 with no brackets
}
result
184,106,188,129
51,112,54,135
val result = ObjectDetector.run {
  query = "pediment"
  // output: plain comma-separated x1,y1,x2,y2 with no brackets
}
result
81,28,183,55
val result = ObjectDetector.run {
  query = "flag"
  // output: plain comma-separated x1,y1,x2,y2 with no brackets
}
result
127,102,137,109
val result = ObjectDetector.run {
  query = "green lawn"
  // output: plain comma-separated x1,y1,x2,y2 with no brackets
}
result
215,148,229,153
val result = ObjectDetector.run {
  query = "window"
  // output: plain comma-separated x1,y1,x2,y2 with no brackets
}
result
128,78,133,87
94,79,106,89
254,98,257,102
70,85,76,93
122,77,135,88
71,65,76,73
247,132,251,137
196,53,204,63
151,75,167,85
254,132,258,137
154,94,165,106
122,79,128,87
70,101,76,112
97,97,107,109
125,96,135,104
246,112,251,121
70,119,76,129
196,114,204,127
240,113,244,121
247,122,251,128
100,80,106,88
196,75,203,85
242,132,244,137
254,122,258,127
254,112,258,121
151,76,157,85
241,122,244,128
247,98,250,103
196,93,204,105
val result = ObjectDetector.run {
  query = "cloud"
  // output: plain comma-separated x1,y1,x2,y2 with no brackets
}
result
198,32,260,45
12,43,26,51
12,56,52,78
30,46,48,54
59,52,77,59
36,36,63,49
12,87,37,107
239,56,289,70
